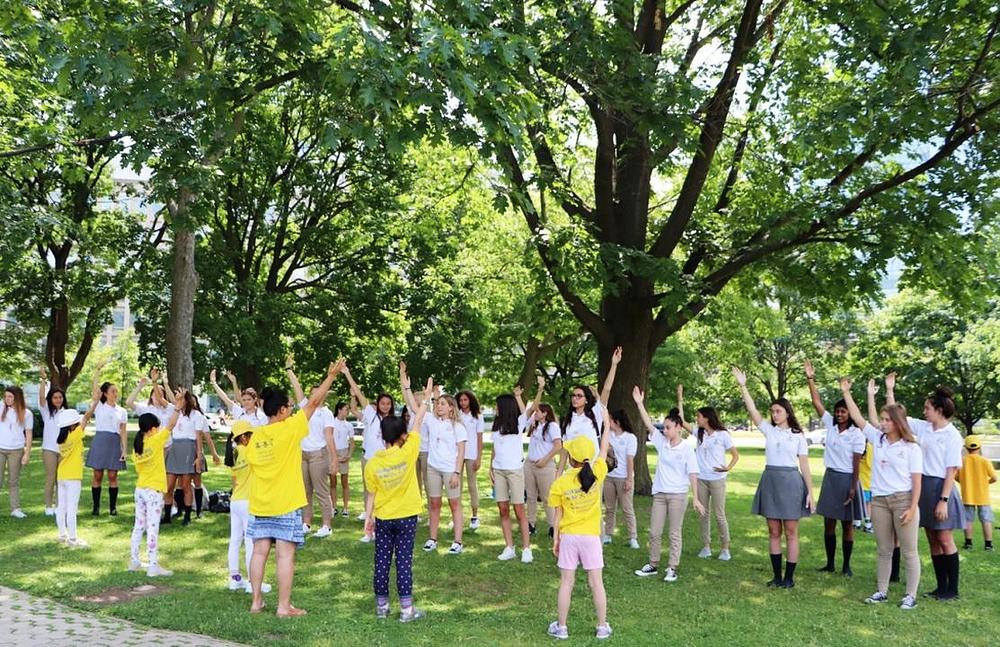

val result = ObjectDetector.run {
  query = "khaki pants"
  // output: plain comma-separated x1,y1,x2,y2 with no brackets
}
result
649,493,688,568
524,460,556,527
43,449,60,508
603,477,637,539
0,449,24,511
696,478,730,546
465,458,480,512
872,491,921,596
301,449,333,523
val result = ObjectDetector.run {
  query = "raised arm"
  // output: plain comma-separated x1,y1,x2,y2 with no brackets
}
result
804,359,826,417
285,356,306,405
79,373,104,430
631,386,658,437
38,365,47,410
341,363,369,410
598,409,612,463
126,373,149,410
732,367,764,428
884,371,896,405
399,361,418,412
301,359,345,420
513,384,527,415
409,376,434,434
866,379,881,428
676,384,692,433
528,375,545,415
159,369,175,402
838,378,868,432
209,370,238,410
598,346,623,406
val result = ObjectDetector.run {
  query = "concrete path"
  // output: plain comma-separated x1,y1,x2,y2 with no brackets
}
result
0,586,246,647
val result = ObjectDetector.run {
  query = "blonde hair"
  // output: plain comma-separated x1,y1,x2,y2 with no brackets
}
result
438,394,463,425
882,403,917,444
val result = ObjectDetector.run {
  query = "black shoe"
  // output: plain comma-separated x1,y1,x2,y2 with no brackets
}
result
842,566,853,578
109,508,117,516
779,578,795,589
924,589,943,599
529,523,536,536
766,578,783,587
548,527,554,539
91,509,100,516
963,542,973,550
816,565,835,573
936,592,959,602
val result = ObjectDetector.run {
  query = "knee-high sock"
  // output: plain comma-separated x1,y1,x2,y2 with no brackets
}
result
784,561,798,584
769,553,783,581
930,554,946,594
945,552,960,596
194,487,204,515
91,487,101,514
823,533,836,568
842,540,854,572
109,487,119,514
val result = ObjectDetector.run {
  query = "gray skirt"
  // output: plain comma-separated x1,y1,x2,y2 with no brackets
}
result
752,466,811,520
918,475,966,530
165,439,199,475
816,469,864,521
84,431,126,471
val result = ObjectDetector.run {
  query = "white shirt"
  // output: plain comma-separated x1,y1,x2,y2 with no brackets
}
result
863,424,923,496
136,402,176,428
39,406,63,453
361,404,389,460
93,402,127,435
650,429,698,494
492,415,526,470
299,401,334,452
423,415,468,472
607,431,637,479
564,401,604,459
0,408,34,450
757,421,808,467
821,412,866,473
907,418,963,478
459,411,484,461
332,418,354,452
231,403,268,427
526,421,562,462
172,409,207,441
695,429,735,481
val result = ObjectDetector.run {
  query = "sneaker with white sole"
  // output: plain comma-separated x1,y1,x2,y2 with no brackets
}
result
376,605,390,620
423,539,438,552
147,564,173,577
602,535,612,545
67,538,89,549
664,567,678,582
314,526,332,538
634,563,658,577
521,548,534,563
498,546,516,561
10,509,26,519
45,507,56,517
718,548,732,561
547,621,569,640
357,512,367,521
340,509,349,518
58,535,68,545
128,559,145,572
596,623,613,640
360,533,373,543
864,591,889,604
399,607,425,623
243,581,272,594
228,575,245,591
447,542,463,555
628,538,640,549
698,547,712,558
302,523,311,533
899,594,917,610
470,517,480,530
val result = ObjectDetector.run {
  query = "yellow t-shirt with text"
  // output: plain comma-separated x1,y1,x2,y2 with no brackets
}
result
364,432,423,520
548,458,609,536
231,446,252,502
859,442,873,491
957,453,996,506
57,426,85,481
133,428,171,493
246,410,309,517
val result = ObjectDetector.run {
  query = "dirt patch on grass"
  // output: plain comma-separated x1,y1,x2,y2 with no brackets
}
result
74,584,170,605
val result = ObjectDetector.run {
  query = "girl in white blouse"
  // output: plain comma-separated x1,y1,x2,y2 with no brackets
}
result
84,376,128,516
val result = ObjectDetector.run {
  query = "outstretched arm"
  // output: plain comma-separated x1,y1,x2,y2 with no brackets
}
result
804,360,826,417
884,372,897,405
38,366,47,411
676,384,692,433
210,370,238,411
528,375,545,415
79,373,103,430
409,376,434,433
399,361,418,412
732,367,764,428
631,387,658,437
513,385,527,415
159,369,175,402
838,378,867,430
126,375,148,410
341,364,369,410
866,379,881,428
598,346,623,406
286,356,306,405
598,411,612,463
301,359,345,420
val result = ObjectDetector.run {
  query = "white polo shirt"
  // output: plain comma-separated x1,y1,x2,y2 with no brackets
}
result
650,429,698,494
757,421,808,467
821,412,866,473
695,429,735,481
0,408,33,450
422,415,468,472
93,402,127,435
863,424,924,496
460,411,484,461
526,421,562,462
907,418,963,479
607,431,637,479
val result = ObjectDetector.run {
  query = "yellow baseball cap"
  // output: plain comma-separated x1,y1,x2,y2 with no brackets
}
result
231,420,253,438
564,436,596,463
964,435,981,450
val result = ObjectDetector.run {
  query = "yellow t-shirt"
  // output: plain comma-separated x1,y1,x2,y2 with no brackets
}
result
859,442,873,491
364,432,423,520
133,428,171,493
957,453,996,506
231,445,252,502
548,458,609,536
246,410,308,517
57,426,85,481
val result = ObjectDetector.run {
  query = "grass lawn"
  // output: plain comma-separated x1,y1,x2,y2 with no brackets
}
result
1,435,997,646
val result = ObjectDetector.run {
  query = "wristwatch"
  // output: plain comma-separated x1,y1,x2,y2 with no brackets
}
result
939,496,949,502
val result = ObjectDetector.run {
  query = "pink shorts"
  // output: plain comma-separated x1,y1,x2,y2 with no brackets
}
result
557,534,604,571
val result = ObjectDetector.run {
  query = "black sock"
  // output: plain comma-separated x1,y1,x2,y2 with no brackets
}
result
162,507,172,524
183,505,192,525
890,547,901,582
109,487,119,515
946,552,960,597
783,561,797,584
930,554,946,594
822,534,836,569
194,487,204,515
769,553,783,581
842,540,854,573
986,540,993,548
964,537,973,547
91,487,101,515
173,489,184,514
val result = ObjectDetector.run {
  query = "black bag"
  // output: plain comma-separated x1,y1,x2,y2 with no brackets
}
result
208,490,231,514
602,434,617,473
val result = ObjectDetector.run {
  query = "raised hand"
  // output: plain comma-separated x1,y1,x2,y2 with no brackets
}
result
731,367,747,386
839,377,852,392
803,360,815,380
884,371,896,391
210,369,218,383
513,384,523,398
867,379,879,396
286,354,295,370
536,374,546,388
631,385,644,403
610,346,623,365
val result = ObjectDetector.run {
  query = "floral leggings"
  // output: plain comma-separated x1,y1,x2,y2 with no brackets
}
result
131,487,164,566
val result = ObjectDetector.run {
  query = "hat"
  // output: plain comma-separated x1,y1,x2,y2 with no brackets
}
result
965,435,981,450
564,436,596,464
55,409,82,429
230,420,253,438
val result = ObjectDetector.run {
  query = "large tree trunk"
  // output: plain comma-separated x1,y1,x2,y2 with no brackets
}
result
166,224,197,388
517,337,543,388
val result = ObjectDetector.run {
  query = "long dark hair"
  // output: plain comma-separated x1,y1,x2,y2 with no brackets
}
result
375,393,395,418
133,412,160,455
57,424,75,445
561,384,599,435
181,391,202,417
609,409,633,434
493,394,520,436
46,387,67,417
771,398,803,433
578,460,597,493
99,382,113,404
261,387,290,417
381,415,407,445
224,430,253,467
696,406,725,444
528,403,558,440
457,390,481,418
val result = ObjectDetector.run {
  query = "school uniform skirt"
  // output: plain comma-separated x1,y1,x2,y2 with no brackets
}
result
165,439,199,475
84,431,126,471
918,474,966,530
816,469,863,521
751,466,810,520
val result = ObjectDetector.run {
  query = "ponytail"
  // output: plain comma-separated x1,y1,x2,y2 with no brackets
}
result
134,412,160,456
99,382,113,404
224,433,236,467
578,460,596,493
133,429,145,455
57,425,74,445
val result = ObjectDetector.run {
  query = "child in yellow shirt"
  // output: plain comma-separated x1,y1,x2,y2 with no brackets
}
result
958,435,997,551
54,378,101,548
130,399,181,577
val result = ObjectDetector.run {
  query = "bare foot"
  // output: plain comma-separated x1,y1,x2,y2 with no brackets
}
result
250,603,266,614
276,606,307,618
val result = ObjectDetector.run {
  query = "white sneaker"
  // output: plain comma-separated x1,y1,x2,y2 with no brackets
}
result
698,547,712,558
302,523,311,533
360,533,373,543
718,549,732,561
171,504,178,516
602,535,612,545
340,509,349,517
45,507,56,516
314,526,332,538
447,542,463,555
664,567,678,582
547,621,569,640
899,594,917,610
470,517,480,530
596,623,613,640
628,538,640,549
423,539,438,552
147,564,173,577
357,512,367,521
498,546,517,561
67,538,89,549
399,607,425,623
228,576,245,591
58,535,69,545
243,581,272,593
521,548,534,563
10,509,26,519
128,559,145,572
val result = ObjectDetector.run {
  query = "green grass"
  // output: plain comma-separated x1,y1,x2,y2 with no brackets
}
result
1,436,998,647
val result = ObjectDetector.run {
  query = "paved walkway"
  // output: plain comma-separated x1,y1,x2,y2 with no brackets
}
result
0,586,246,647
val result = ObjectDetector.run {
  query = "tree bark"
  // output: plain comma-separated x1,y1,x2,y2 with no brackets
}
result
517,337,543,388
166,222,197,388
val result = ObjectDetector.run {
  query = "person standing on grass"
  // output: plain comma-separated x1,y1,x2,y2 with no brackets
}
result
601,408,639,549
85,374,127,517
523,399,562,538
38,367,68,517
547,420,613,641
210,370,268,427
733,367,814,589
342,363,395,542
420,389,468,555
126,368,176,428
958,435,996,551
491,389,535,564
559,348,622,469
840,378,923,610
129,398,182,578
677,384,739,561
224,421,273,594
247,359,344,617
804,360,866,577
330,400,355,519
287,358,336,539
632,388,705,583
364,374,433,622
457,390,485,531
0,385,34,519
54,372,102,547
164,391,213,526
886,373,965,601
